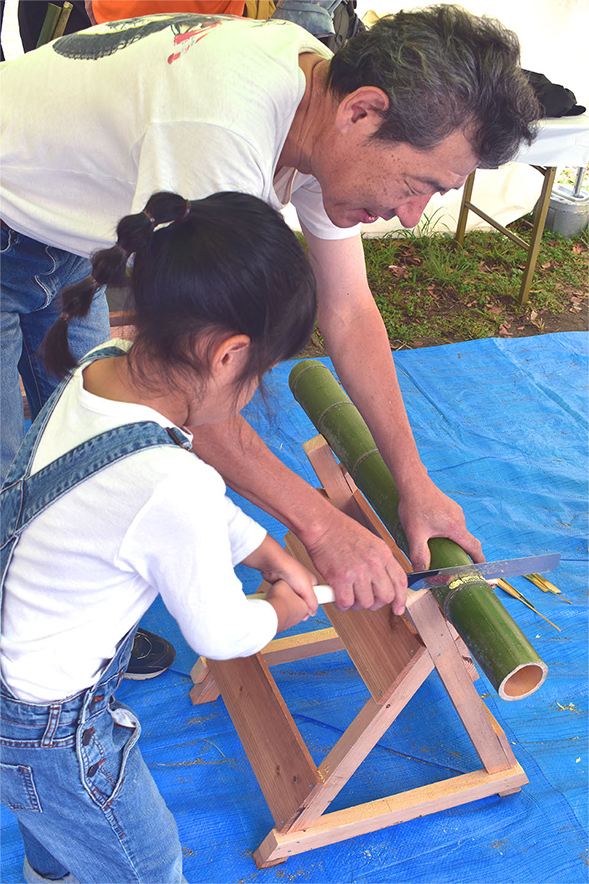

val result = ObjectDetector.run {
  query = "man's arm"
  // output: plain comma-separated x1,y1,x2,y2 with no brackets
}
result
190,415,407,614
302,224,484,571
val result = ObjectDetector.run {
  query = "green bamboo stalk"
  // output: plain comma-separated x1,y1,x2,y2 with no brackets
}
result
36,3,61,47
52,2,73,40
289,359,547,701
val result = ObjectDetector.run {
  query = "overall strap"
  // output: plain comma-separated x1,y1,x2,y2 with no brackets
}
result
1,422,191,585
1,340,191,590
4,422,190,535
1,344,129,494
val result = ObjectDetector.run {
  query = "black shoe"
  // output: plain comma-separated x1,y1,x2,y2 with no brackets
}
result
124,628,176,680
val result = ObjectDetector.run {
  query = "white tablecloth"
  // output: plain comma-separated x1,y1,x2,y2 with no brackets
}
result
514,114,589,167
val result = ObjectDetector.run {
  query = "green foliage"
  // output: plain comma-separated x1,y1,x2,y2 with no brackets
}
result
363,213,588,347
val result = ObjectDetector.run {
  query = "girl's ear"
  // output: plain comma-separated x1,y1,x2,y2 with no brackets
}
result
211,334,251,375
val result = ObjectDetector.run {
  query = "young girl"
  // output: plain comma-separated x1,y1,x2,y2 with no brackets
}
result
0,191,319,884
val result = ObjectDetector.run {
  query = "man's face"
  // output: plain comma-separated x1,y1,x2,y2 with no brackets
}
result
317,128,479,230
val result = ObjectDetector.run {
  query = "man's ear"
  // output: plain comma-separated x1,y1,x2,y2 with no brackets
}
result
334,86,389,135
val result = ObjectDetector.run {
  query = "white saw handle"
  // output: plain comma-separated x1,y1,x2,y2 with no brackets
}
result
313,584,336,605
249,583,336,605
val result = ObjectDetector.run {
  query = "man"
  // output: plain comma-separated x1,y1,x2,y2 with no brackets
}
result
0,7,539,619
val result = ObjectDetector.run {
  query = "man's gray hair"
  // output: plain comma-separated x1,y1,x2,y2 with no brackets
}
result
327,4,540,167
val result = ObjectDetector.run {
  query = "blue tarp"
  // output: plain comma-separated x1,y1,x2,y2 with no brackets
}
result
2,332,587,883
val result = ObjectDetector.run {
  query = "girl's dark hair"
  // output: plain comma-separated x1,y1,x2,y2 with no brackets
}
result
44,192,317,396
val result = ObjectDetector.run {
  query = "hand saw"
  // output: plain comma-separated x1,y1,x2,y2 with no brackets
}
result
312,552,561,605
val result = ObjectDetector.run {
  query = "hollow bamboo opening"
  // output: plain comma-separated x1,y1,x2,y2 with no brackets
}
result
499,661,548,701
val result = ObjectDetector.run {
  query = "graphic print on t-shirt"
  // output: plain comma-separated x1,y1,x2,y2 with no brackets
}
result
52,14,227,61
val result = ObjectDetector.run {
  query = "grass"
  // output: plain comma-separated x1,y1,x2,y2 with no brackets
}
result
361,213,588,348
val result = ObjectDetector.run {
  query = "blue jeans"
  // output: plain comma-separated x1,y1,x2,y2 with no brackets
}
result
0,634,185,884
0,224,110,484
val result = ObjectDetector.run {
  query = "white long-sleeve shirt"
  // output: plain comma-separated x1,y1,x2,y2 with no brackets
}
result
1,344,276,702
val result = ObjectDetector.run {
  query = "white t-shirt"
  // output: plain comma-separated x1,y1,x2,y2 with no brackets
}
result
1,342,276,703
0,13,359,257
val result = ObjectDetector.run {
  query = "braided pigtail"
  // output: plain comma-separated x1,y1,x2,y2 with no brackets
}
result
42,192,190,379
42,241,130,378
46,190,317,415
43,275,102,378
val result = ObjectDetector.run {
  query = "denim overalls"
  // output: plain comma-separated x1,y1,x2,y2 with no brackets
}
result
1,346,190,884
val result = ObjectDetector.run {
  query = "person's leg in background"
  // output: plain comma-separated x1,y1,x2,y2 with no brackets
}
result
0,224,106,483
18,284,110,422
0,225,109,476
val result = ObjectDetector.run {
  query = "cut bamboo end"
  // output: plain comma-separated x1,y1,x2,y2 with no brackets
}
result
499,660,548,701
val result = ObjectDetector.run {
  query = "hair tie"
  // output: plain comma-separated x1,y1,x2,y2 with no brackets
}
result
180,199,191,222
142,209,156,226
115,243,130,259
60,311,71,324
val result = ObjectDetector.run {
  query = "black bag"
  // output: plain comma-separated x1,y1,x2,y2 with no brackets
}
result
320,0,365,52
523,70,586,118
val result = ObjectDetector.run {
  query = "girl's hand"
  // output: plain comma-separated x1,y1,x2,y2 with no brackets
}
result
241,536,319,615
264,579,313,633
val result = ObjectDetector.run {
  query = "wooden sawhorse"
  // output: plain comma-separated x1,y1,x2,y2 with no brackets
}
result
189,436,527,867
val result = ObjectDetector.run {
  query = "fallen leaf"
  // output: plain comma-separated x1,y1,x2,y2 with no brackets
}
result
488,306,503,315
572,244,584,254
530,309,538,321
388,265,409,279
541,261,552,269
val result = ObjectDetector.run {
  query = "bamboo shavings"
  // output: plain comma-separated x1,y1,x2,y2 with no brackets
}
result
524,573,572,604
496,578,561,631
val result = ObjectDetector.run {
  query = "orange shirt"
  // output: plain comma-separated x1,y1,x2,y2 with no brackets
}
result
91,2,245,24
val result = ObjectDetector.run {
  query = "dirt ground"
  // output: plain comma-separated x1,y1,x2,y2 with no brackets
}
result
300,278,588,357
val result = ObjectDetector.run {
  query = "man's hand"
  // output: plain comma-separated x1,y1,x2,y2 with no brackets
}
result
398,472,484,571
302,508,408,615
192,417,409,617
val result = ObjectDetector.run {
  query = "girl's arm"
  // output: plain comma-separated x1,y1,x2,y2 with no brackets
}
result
119,465,312,660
